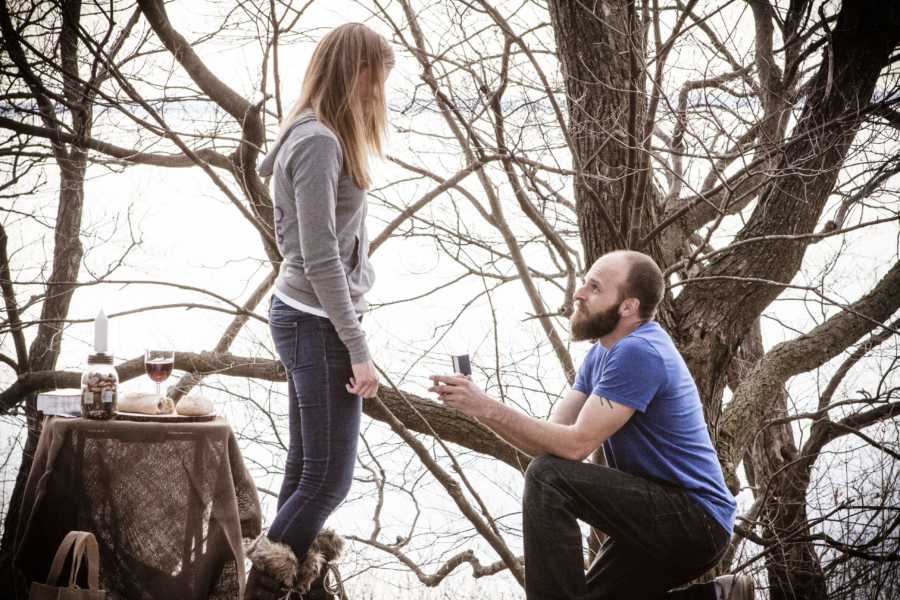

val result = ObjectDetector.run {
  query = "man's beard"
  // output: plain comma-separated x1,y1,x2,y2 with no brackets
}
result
570,301,622,341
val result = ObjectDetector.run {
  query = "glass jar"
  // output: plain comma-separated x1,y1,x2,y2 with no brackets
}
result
81,354,118,419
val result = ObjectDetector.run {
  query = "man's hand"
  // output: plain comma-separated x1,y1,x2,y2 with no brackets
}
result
428,374,495,419
348,360,379,398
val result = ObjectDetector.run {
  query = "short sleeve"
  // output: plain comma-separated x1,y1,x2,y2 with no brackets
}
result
573,343,603,395
592,337,666,412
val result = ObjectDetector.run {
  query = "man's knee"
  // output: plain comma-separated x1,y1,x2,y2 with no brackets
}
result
527,453,571,477
524,454,566,496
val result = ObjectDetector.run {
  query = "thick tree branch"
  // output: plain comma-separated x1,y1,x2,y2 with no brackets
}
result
0,353,530,471
136,0,256,124
0,116,233,169
170,269,278,401
679,3,899,327
675,0,900,416
0,222,27,371
136,0,275,262
718,260,900,490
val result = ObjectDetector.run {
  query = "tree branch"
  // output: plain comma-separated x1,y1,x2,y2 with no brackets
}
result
718,260,900,490
0,353,531,471
675,1,900,416
135,0,275,261
0,116,233,169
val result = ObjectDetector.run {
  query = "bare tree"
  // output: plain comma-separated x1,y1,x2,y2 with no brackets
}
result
0,0,144,588
2,1,899,599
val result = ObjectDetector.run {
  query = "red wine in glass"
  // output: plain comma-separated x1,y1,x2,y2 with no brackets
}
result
146,360,173,382
145,350,175,395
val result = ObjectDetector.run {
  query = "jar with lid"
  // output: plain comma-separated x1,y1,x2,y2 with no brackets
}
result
81,353,118,419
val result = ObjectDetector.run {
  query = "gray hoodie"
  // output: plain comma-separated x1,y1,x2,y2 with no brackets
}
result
258,112,375,363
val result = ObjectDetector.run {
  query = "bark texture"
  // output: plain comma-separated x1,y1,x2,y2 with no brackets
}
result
547,1,900,597
0,0,89,589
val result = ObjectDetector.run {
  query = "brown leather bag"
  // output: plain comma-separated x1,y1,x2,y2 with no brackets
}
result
30,531,106,600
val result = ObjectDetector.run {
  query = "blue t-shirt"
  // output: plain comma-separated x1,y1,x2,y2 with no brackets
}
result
572,321,736,534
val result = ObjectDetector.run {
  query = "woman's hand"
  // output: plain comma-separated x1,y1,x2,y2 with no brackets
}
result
428,374,494,419
347,360,379,398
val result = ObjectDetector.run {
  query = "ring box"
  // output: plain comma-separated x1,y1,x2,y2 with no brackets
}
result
451,354,472,376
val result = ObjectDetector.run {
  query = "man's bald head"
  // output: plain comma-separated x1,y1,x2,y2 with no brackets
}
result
595,250,664,320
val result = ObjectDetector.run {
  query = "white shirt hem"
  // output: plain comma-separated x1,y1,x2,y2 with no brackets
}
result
273,289,330,319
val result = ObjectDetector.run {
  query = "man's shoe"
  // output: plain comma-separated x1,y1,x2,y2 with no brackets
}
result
714,574,755,600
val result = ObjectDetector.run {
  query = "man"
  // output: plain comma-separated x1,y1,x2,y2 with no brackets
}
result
430,250,752,600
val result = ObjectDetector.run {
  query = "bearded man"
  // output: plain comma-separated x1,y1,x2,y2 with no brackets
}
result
430,250,752,600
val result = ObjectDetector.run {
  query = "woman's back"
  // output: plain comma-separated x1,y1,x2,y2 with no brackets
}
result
260,111,374,364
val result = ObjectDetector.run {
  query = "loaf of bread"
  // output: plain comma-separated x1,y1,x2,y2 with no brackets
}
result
119,392,174,415
176,394,214,416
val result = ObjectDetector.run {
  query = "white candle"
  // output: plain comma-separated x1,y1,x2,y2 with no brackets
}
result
94,309,108,354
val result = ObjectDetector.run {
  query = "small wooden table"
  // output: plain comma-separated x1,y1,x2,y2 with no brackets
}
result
14,416,262,600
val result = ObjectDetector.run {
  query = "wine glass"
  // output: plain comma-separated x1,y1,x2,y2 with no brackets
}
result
145,349,175,395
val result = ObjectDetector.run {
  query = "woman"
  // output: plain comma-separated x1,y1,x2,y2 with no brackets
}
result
247,23,393,600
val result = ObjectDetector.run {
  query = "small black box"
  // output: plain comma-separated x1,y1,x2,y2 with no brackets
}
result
451,354,472,376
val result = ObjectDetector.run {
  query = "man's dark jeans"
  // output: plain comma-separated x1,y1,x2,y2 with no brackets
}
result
523,455,729,600
266,296,362,559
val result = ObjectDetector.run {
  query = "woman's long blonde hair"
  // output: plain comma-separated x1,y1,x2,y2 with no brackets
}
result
282,23,394,190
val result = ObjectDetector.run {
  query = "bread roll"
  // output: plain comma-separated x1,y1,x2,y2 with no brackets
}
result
119,392,174,415
176,394,214,416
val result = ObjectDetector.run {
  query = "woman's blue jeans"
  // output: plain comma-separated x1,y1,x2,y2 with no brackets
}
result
267,295,362,559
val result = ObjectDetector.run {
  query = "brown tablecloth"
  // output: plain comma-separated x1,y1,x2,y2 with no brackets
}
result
14,416,262,600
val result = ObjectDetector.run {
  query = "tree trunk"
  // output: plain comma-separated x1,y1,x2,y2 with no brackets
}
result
676,0,900,427
0,2,89,592
746,413,826,600
549,0,898,592
0,156,87,595
547,0,654,261
728,320,827,597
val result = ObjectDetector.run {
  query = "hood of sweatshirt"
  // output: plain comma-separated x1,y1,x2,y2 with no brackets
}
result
257,111,317,177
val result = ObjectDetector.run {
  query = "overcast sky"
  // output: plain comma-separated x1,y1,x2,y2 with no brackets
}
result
4,1,899,597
